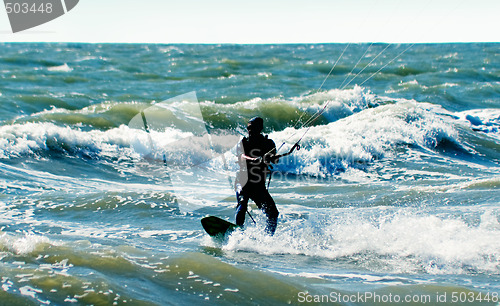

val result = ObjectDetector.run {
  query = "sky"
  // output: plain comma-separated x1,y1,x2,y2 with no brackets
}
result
0,0,499,43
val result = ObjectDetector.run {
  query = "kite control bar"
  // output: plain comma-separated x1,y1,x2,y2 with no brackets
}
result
275,141,300,159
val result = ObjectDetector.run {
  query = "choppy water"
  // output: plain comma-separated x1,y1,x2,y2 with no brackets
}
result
0,43,499,305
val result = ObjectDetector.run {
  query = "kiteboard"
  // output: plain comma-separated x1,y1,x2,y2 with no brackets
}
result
201,216,241,238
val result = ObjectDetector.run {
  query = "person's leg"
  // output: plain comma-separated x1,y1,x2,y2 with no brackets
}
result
252,187,279,235
235,189,249,226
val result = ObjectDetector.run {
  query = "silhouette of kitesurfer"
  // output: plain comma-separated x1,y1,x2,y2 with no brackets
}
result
235,117,279,235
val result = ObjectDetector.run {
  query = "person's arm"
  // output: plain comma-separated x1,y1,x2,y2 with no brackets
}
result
241,154,261,162
237,139,261,163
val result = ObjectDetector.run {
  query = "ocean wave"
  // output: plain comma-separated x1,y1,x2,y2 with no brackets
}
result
0,122,136,159
2,87,379,159
456,108,500,141
0,238,153,305
12,87,377,131
221,209,500,275
0,96,473,178
0,232,51,255
14,101,146,130
270,100,464,176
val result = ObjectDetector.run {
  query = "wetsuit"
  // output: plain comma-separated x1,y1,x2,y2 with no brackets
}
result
235,134,279,235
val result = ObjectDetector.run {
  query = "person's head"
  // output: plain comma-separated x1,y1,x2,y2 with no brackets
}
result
247,116,264,136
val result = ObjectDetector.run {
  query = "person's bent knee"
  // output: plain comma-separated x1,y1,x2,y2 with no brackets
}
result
267,209,279,219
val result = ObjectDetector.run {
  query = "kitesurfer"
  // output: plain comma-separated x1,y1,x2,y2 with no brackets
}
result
235,117,279,235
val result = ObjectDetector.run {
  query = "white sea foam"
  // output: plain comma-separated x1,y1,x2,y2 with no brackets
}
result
47,63,73,72
456,108,500,141
0,122,137,159
222,209,500,275
0,232,51,255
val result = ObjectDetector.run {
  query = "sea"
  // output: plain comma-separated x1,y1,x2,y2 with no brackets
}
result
0,43,499,305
